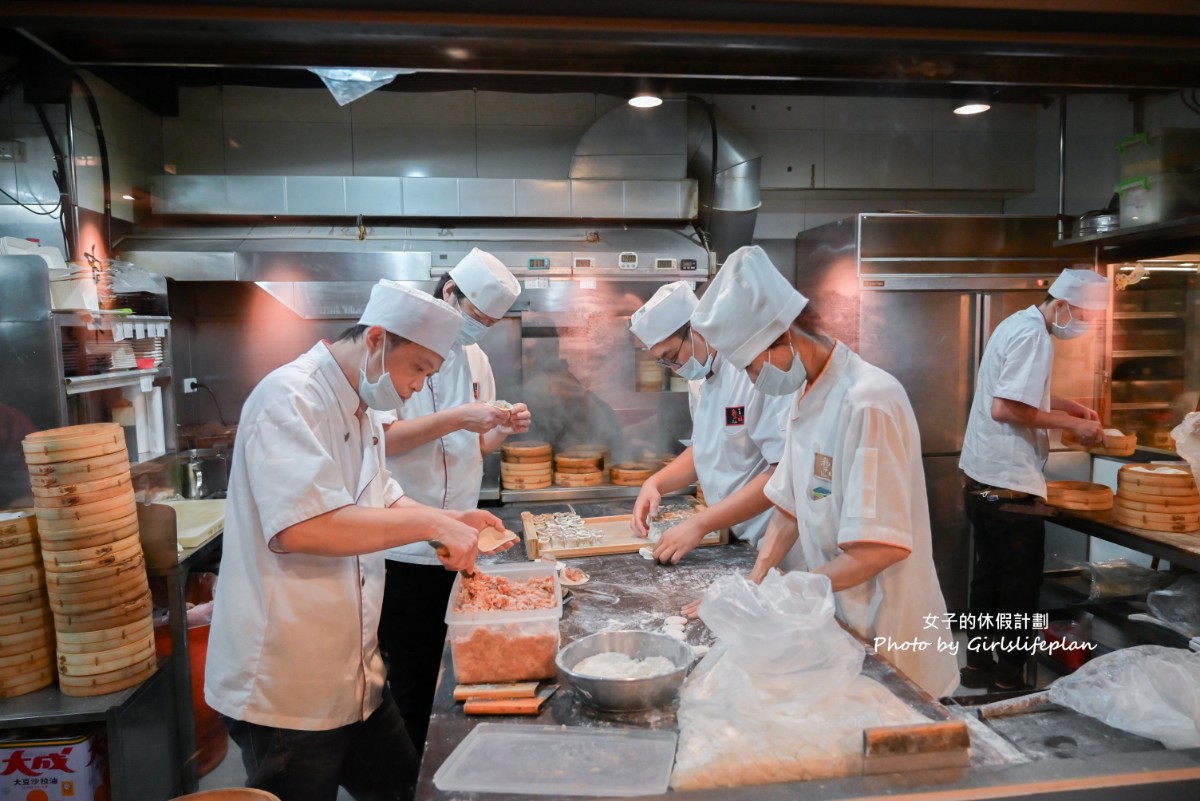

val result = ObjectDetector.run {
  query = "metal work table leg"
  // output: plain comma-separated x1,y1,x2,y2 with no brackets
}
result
165,567,199,794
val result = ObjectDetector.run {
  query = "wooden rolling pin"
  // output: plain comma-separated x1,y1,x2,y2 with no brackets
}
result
862,720,970,774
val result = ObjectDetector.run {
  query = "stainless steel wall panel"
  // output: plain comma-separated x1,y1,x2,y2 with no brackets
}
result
623,181,691,219
0,255,52,321
345,177,402,215
476,127,584,179
236,250,432,282
515,180,570,217
123,247,237,281
570,180,625,218
286,177,347,215
225,176,287,215
154,175,227,214
571,101,687,180
403,178,460,216
460,178,515,217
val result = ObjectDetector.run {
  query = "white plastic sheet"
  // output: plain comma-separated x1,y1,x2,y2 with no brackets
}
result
309,67,412,105
1047,645,1200,749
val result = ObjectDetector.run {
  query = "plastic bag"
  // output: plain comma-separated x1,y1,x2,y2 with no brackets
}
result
1148,574,1200,639
309,68,411,105
1047,645,1200,749
671,571,927,789
1056,557,1176,600
1172,412,1200,489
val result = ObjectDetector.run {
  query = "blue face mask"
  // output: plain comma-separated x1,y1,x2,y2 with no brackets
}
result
753,340,807,396
358,338,406,411
674,329,714,381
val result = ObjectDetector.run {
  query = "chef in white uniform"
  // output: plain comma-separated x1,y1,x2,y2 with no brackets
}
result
379,248,529,751
690,246,959,698
206,280,502,801
627,280,788,562
958,268,1108,690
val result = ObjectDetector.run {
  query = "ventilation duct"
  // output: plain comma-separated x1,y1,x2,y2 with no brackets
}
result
571,98,761,261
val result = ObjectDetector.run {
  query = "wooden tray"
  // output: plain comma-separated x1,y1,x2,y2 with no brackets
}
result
522,512,727,560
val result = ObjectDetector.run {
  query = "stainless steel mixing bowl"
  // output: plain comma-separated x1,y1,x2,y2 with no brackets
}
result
556,629,694,711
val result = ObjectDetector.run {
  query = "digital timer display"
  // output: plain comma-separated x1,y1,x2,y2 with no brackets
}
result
528,257,550,270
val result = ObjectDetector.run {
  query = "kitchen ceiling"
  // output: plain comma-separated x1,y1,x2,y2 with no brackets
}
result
3,1,1199,115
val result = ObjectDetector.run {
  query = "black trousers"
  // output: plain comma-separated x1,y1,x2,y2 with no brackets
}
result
378,560,457,753
963,477,1047,681
223,687,417,801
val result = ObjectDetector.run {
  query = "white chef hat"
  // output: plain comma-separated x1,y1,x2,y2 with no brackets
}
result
1049,268,1111,311
691,246,809,369
358,279,462,359
629,281,699,348
448,248,521,319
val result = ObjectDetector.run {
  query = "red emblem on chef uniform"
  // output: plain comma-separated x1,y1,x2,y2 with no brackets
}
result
725,406,745,426
473,382,480,400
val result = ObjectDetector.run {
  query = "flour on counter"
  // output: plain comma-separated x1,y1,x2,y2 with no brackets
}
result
573,652,678,679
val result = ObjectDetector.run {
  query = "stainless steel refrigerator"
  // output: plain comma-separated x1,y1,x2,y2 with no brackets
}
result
794,214,1100,611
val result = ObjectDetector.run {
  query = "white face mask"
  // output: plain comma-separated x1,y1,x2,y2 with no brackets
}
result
674,329,714,381
358,338,406,411
754,339,807,396
1051,304,1089,340
456,313,491,347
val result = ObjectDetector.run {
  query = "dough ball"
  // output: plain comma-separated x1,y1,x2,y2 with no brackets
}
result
664,616,688,627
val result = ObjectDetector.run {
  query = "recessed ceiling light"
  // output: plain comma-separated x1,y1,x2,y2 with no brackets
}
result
954,102,991,115
629,95,663,109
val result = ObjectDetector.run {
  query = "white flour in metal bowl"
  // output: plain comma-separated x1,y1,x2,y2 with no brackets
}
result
573,652,677,679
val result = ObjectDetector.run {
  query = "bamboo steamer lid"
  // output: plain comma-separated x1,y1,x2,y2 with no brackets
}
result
55,617,154,648
47,574,149,614
0,511,36,538
43,537,143,574
0,667,54,699
38,517,139,548
1118,463,1197,489
58,635,156,676
1045,481,1114,511
0,530,38,550
58,654,157,697
1116,487,1200,506
1113,509,1200,533
610,462,656,486
28,450,130,481
23,440,127,466
553,463,603,475
32,473,132,501
33,484,135,509
23,423,124,453
0,566,44,598
35,503,139,535
499,476,553,490
501,441,552,461
33,489,135,520
499,462,554,476
554,471,603,487
500,453,553,465
53,591,152,633
0,604,49,637
45,553,145,590
0,590,48,616
0,626,54,658
1113,502,1200,527
555,454,603,469
0,546,40,571
1112,495,1200,515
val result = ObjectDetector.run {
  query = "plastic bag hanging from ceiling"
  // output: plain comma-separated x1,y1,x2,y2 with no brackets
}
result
309,68,413,106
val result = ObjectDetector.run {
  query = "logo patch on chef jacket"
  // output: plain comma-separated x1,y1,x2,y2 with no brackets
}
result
814,452,833,481
725,406,745,426
473,382,480,400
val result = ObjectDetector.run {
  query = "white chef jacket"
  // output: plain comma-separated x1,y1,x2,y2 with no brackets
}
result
959,306,1055,498
384,342,494,566
764,342,959,698
205,342,403,731
687,355,788,548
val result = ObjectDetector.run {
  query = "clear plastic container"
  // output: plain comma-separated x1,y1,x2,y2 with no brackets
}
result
1117,128,1200,180
444,561,562,684
1117,172,1200,228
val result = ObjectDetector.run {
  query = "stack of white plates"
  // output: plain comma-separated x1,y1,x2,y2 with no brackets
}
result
131,337,164,367
0,510,55,699
22,424,157,697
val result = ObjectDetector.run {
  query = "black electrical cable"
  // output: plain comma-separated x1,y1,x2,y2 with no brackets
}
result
194,382,229,427
73,76,113,253
32,101,75,261
0,185,61,217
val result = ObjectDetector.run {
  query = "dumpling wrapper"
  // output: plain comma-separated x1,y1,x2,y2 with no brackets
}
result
477,526,519,553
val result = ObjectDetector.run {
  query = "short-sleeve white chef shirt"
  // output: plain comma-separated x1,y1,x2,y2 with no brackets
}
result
205,342,401,730
959,306,1055,497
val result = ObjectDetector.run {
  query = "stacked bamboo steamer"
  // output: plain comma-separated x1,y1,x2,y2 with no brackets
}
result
554,447,605,488
1045,481,1113,511
0,510,55,699
1114,463,1200,534
610,462,656,487
23,424,157,696
500,441,553,490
